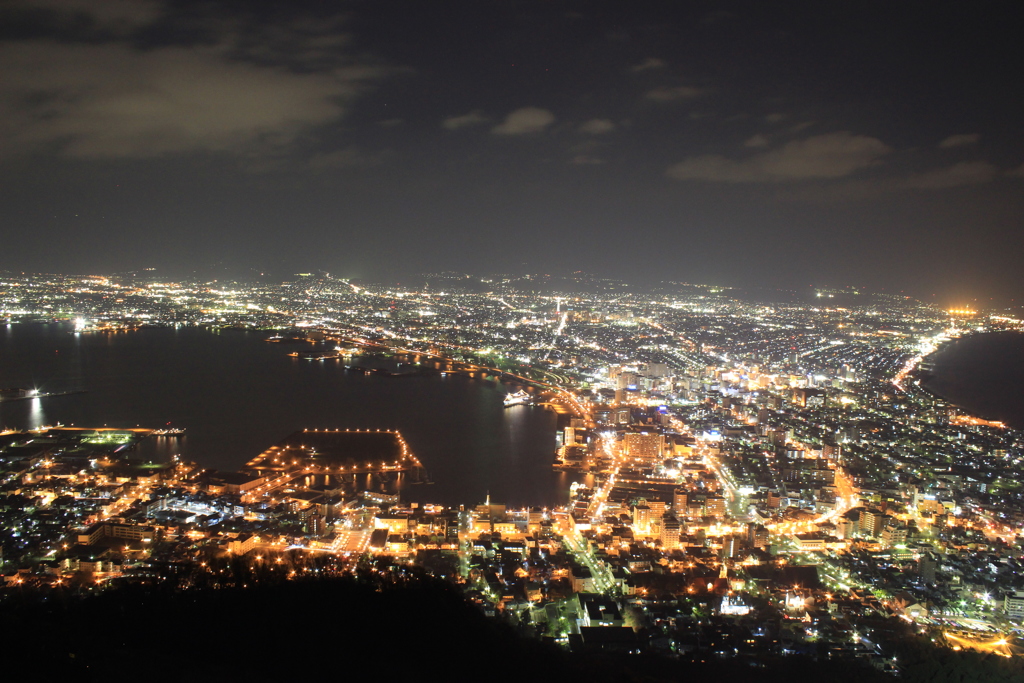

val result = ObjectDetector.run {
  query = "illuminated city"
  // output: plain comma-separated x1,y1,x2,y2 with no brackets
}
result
3,0,1023,679
1,270,1023,679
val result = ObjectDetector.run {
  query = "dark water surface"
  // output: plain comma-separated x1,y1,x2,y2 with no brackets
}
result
921,330,1024,429
0,324,576,507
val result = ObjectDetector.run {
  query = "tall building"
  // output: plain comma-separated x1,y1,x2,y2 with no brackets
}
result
307,512,323,537
673,488,688,512
859,509,886,537
918,553,937,583
623,432,665,463
632,503,652,534
660,514,681,550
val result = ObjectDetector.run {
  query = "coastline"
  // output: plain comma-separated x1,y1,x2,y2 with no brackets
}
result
914,330,1024,430
0,323,564,507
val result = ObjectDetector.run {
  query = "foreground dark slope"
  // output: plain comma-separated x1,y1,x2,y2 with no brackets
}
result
9,572,1008,683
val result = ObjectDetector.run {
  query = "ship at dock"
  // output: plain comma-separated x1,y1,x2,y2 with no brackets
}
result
503,390,533,407
150,427,186,437
0,387,85,402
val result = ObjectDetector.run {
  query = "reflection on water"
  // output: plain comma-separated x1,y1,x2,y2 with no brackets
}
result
27,398,45,430
0,324,565,507
133,435,186,464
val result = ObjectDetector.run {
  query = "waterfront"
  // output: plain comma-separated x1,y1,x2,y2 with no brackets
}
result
921,330,1024,429
3,275,1024,676
0,324,567,507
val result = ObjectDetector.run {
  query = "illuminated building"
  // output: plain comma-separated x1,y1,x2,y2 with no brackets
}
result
660,514,681,550
858,508,886,537
705,495,726,518
226,533,259,555
720,594,751,616
745,523,768,549
77,522,156,545
307,512,323,536
576,593,625,627
782,462,836,486
879,524,908,548
1004,592,1024,621
632,502,651,533
623,431,664,463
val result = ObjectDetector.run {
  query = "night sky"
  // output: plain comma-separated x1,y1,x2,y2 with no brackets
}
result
2,0,1022,304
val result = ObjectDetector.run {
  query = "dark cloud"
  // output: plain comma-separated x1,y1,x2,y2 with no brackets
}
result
783,159,1004,202
0,0,392,160
491,107,555,135
5,0,164,33
667,132,891,183
0,41,384,158
442,110,487,130
630,57,665,72
902,161,998,189
578,119,615,135
308,146,390,170
645,85,703,102
938,133,980,149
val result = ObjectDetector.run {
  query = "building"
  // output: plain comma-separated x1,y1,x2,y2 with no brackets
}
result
1005,592,1024,621
858,508,886,538
705,495,726,518
226,533,259,555
77,522,156,546
623,432,665,463
879,524,908,548
746,523,769,550
673,489,687,512
576,593,624,627
632,503,652,534
660,514,681,550
783,462,836,486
